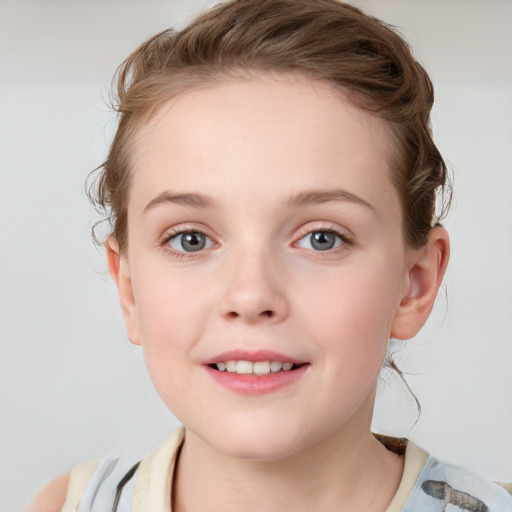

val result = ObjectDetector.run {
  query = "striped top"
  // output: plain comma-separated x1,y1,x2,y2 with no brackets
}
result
61,427,512,512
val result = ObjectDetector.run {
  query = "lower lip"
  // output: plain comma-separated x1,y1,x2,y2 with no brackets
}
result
204,365,309,395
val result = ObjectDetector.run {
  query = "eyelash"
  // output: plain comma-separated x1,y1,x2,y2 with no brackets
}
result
159,225,353,259
159,229,215,259
294,225,352,253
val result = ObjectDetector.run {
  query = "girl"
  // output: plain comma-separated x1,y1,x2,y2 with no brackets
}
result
28,1,511,511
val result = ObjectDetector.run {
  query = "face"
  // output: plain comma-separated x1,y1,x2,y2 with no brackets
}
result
112,75,420,461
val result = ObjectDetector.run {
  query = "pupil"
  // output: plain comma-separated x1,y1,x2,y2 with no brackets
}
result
311,231,335,250
181,233,205,252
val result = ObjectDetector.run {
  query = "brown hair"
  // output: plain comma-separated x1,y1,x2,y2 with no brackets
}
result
89,0,450,254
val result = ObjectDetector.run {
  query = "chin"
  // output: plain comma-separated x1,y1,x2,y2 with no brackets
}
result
191,414,317,462
216,436,302,461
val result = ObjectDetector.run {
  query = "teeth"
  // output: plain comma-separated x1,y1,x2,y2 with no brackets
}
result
270,361,282,373
236,360,253,374
215,360,296,375
253,361,270,375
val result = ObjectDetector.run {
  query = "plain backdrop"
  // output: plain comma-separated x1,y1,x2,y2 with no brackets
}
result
1,1,511,511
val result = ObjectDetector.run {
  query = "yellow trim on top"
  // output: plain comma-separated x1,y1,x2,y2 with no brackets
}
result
61,459,102,512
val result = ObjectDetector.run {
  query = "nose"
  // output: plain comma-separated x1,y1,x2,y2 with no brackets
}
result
217,247,289,324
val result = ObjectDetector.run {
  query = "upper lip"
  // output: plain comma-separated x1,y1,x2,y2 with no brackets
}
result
203,349,307,365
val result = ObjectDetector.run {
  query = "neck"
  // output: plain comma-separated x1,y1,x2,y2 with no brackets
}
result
172,424,404,512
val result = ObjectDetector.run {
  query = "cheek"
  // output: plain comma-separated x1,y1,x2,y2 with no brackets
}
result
296,257,404,354
133,274,209,408
132,267,212,371
135,261,208,326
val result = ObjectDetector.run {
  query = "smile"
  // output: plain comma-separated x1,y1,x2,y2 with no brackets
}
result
212,360,297,375
204,351,309,395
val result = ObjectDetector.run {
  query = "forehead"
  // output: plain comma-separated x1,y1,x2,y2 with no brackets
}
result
129,75,399,216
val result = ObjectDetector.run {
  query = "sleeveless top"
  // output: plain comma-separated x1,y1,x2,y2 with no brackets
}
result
61,427,512,512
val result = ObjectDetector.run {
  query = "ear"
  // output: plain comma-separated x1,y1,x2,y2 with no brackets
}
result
391,226,450,340
106,237,141,345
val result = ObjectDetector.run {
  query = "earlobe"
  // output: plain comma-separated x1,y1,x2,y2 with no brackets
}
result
105,237,141,346
391,227,450,340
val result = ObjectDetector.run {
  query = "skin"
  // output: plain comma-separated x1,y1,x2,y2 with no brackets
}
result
30,74,449,511
26,473,69,512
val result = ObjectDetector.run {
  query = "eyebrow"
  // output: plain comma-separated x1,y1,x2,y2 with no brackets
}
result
144,191,216,212
287,188,375,211
143,187,374,213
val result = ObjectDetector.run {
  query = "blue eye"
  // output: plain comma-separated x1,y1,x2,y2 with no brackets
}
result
168,232,213,253
296,230,345,251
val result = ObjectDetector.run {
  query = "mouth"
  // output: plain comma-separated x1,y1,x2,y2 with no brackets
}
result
208,359,303,375
203,351,309,395
209,360,303,375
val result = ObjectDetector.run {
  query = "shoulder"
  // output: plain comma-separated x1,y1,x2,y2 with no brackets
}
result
27,473,70,512
26,428,185,512
406,447,512,511
28,459,103,512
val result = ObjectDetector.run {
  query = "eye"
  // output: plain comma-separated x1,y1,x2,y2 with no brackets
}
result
296,230,346,251
167,231,214,253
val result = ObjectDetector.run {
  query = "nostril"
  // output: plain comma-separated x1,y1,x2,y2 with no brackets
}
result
223,310,275,320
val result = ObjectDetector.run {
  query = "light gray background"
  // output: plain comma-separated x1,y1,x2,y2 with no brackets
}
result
1,1,511,511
